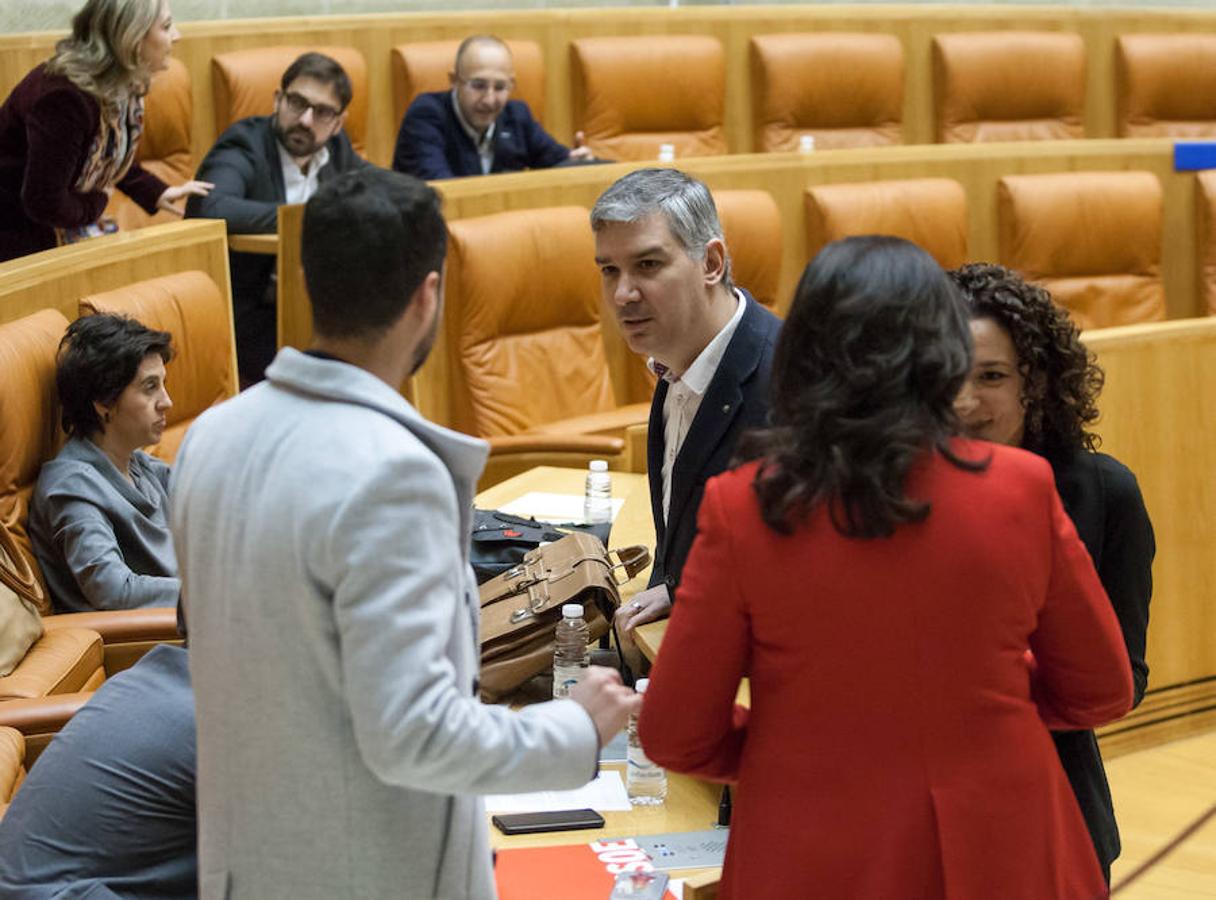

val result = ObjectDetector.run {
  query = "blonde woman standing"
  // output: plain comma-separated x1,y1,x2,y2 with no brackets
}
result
0,0,210,262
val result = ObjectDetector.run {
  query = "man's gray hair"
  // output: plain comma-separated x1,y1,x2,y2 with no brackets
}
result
591,168,733,292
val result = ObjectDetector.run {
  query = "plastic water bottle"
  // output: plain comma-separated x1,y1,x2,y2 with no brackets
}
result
657,142,676,163
627,678,667,805
552,603,591,698
584,459,612,524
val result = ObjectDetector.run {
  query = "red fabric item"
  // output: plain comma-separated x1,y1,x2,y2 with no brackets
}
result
0,64,166,262
639,439,1130,900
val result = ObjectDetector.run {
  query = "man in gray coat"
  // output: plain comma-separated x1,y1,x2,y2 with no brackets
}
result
170,167,639,899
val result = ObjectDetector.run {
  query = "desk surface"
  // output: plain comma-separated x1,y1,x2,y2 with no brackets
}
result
475,467,725,863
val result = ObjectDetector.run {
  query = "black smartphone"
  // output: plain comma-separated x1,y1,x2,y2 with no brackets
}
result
491,808,605,835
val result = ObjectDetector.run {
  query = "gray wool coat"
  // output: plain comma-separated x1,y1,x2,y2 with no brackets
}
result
170,349,598,900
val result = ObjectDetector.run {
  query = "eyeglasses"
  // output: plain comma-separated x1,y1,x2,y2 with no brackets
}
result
457,77,513,95
280,91,341,125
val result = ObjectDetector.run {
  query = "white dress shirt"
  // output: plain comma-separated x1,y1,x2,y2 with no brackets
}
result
650,290,746,522
277,143,330,205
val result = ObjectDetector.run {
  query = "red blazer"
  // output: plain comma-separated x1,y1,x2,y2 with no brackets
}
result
639,441,1131,900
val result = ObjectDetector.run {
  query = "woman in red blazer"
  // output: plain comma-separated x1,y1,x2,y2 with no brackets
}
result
638,236,1133,900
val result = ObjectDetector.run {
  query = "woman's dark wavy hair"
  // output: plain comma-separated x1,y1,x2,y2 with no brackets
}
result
738,236,983,539
57,313,173,439
949,263,1103,455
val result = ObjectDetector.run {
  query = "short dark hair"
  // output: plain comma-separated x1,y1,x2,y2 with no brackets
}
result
740,236,982,538
280,52,352,111
56,313,173,439
301,167,447,340
949,262,1103,454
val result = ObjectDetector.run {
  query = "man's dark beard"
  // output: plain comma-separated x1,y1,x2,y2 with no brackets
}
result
273,119,318,158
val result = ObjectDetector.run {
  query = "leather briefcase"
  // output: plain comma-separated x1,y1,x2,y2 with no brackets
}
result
479,531,649,703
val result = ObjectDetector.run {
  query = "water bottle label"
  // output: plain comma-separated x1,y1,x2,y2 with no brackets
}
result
627,748,664,781
553,664,583,699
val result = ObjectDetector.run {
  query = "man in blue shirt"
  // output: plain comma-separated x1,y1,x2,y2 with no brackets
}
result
392,35,593,179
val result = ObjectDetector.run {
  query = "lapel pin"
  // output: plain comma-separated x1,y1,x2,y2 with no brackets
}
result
722,403,731,413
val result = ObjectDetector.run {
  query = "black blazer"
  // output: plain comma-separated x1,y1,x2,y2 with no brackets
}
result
185,116,365,382
1046,446,1154,874
391,91,569,180
646,292,783,598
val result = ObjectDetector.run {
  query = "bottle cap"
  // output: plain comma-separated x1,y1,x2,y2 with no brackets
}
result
635,678,649,693
589,459,609,472
562,603,584,618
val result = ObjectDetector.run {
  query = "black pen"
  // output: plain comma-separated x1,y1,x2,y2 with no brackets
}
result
717,785,732,828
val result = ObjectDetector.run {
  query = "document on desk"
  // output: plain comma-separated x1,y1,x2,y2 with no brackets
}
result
497,492,625,524
484,770,632,813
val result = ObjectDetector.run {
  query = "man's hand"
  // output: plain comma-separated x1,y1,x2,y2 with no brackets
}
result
568,666,643,746
156,180,214,216
613,584,672,649
569,130,594,161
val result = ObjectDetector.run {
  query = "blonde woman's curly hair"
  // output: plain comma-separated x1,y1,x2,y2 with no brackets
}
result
46,0,163,104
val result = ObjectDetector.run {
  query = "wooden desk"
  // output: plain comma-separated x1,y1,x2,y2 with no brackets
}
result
226,233,277,255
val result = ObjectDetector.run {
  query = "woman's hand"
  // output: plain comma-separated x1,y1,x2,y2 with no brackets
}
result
613,584,673,649
155,180,214,216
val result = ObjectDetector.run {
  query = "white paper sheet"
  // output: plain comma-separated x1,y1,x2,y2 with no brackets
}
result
497,491,625,524
484,770,633,813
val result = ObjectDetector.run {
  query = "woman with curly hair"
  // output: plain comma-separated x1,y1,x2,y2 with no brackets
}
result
0,0,211,262
951,262,1154,884
639,236,1132,899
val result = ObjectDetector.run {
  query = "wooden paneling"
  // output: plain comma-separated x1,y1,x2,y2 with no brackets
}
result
6,6,1216,169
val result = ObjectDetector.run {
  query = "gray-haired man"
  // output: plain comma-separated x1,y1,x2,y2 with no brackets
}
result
593,168,782,651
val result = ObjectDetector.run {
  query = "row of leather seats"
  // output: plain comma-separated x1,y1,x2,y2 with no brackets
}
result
110,31,1216,231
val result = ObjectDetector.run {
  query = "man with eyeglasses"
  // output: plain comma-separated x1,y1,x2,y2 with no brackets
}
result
392,34,594,179
187,52,367,385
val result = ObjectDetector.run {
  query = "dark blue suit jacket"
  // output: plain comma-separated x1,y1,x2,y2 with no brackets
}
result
392,91,569,179
647,292,783,599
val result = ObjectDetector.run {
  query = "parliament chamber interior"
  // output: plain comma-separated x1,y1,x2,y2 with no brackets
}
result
0,2,1214,897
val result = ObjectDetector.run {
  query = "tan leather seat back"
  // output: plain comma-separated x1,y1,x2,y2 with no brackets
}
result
1195,172,1216,316
211,46,369,155
715,190,782,311
1116,34,1216,138
390,40,547,128
80,271,238,461
0,310,69,614
804,178,968,270
446,207,616,437
105,57,193,231
998,171,1165,330
932,32,1085,143
571,36,727,161
750,33,904,152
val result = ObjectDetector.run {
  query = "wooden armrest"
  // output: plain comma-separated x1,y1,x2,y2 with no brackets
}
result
0,692,92,735
227,233,278,254
488,434,626,455
42,607,180,644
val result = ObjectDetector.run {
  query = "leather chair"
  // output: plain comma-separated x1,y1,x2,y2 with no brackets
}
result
0,311,106,700
998,171,1166,330
804,178,968,269
0,692,93,820
104,57,194,231
390,39,547,129
0,725,24,820
211,46,369,155
1195,171,1216,316
932,32,1085,143
715,189,783,312
79,270,239,461
439,206,650,483
570,36,727,161
1116,34,1216,138
749,33,904,152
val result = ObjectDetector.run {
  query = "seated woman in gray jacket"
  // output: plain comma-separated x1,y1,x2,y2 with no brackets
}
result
29,313,179,612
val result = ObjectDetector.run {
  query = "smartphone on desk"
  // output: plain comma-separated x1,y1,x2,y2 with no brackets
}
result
491,808,605,835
